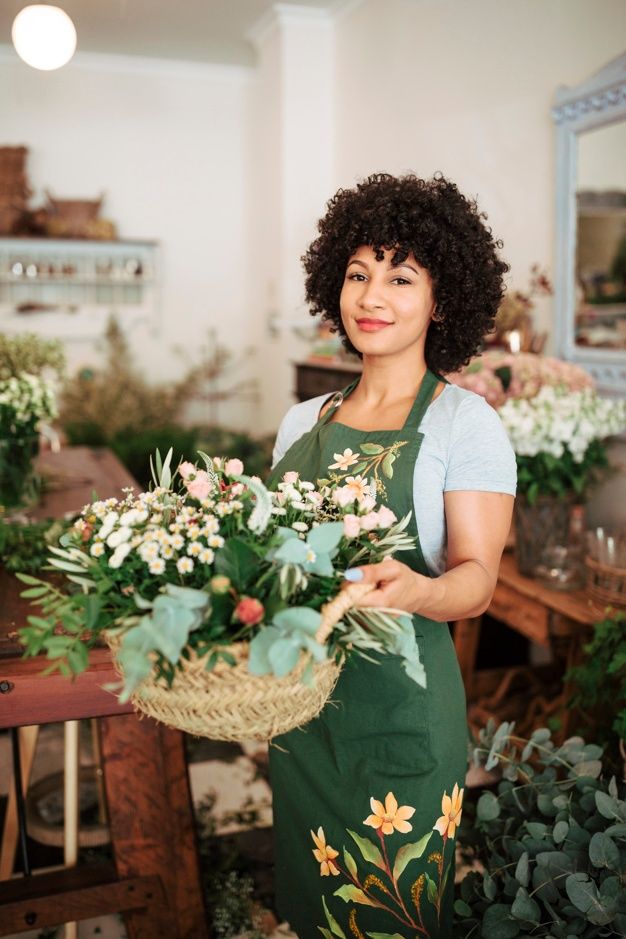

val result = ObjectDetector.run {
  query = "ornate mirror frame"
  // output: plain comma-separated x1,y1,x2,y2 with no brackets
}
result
553,53,626,397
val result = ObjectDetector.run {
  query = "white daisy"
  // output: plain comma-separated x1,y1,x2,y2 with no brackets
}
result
90,542,105,558
177,557,194,574
149,558,166,575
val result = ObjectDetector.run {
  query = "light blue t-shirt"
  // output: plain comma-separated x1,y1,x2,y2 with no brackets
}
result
272,383,517,575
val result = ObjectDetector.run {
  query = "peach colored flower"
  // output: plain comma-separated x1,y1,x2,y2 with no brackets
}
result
343,514,361,538
186,471,214,501
225,458,244,476
329,448,360,471
234,596,264,626
178,461,195,479
311,827,340,876
433,783,464,840
344,475,370,502
364,792,415,835
282,471,299,484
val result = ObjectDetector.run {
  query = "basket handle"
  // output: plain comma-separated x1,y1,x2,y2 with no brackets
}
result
315,581,375,644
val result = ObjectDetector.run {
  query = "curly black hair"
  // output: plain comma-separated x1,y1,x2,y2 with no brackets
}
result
302,173,509,374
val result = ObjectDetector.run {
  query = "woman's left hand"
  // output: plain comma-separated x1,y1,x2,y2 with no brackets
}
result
344,558,431,614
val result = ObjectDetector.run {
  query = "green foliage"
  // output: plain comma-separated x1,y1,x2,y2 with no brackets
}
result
0,518,69,573
454,721,626,938
567,613,626,760
0,332,65,380
516,438,610,504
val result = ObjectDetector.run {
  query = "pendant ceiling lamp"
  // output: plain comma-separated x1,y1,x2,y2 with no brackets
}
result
12,4,77,71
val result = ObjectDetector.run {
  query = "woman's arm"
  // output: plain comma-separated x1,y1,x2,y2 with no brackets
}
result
349,490,514,621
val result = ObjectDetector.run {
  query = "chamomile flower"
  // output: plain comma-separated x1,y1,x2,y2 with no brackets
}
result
139,541,160,562
177,557,194,574
207,535,225,549
198,548,215,565
161,546,174,560
90,542,105,558
187,541,203,557
169,533,185,550
149,558,166,575
292,521,309,533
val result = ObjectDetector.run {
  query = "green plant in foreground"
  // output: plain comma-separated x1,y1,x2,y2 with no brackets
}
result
567,613,626,757
454,721,626,938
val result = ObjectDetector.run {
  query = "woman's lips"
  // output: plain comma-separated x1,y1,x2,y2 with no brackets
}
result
355,318,392,332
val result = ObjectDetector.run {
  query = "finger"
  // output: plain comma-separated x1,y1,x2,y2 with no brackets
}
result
354,586,396,608
344,560,402,584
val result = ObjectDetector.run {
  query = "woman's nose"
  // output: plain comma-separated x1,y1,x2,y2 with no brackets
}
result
358,279,385,310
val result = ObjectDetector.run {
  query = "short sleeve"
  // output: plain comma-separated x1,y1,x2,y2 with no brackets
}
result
271,397,325,468
272,404,300,468
444,395,517,494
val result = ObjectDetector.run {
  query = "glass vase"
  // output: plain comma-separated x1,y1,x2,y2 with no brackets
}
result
513,493,574,578
0,432,41,510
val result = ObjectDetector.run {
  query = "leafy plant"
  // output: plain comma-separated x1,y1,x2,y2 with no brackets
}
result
0,332,65,380
0,517,69,573
567,613,626,769
454,721,626,938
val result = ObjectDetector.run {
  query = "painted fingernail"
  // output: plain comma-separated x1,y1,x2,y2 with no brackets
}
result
343,568,364,582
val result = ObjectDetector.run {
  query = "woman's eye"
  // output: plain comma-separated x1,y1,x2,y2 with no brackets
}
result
391,276,411,285
347,272,366,281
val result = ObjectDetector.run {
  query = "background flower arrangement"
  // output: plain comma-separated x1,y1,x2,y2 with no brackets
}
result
0,332,64,509
19,450,426,736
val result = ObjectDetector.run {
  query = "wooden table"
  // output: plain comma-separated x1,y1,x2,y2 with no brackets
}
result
453,552,601,737
294,358,361,402
0,447,209,938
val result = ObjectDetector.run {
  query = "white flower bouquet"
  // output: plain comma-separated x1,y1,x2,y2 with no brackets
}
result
499,385,626,503
18,450,425,740
0,373,57,509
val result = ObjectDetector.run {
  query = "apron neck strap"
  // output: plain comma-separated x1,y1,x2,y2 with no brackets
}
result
320,376,361,425
401,368,442,429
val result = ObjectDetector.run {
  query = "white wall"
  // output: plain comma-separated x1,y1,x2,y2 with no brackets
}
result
1,50,252,428
331,0,626,345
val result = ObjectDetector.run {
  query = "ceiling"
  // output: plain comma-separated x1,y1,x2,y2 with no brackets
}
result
0,1,344,67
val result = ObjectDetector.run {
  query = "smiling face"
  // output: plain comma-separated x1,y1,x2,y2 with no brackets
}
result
339,245,437,364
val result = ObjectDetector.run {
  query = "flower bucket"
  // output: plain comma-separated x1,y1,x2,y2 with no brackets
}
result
0,432,40,510
513,494,573,578
105,581,370,742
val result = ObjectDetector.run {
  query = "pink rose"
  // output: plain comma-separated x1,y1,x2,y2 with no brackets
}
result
360,511,380,531
343,514,361,538
282,471,299,484
359,494,376,513
332,486,356,508
178,461,195,479
186,470,214,501
225,458,244,476
230,482,245,496
235,596,265,626
376,505,397,529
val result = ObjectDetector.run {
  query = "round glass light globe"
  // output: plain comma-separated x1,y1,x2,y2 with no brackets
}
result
12,5,77,71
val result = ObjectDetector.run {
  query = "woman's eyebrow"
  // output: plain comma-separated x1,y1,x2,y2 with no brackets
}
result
346,258,368,268
393,262,419,275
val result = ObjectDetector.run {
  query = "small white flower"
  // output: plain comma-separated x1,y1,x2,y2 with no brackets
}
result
292,521,309,532
161,545,174,559
271,507,287,516
90,542,105,558
107,526,132,548
149,558,166,574
98,511,119,541
177,557,194,574
207,534,225,549
109,543,132,569
169,533,185,550
290,501,309,511
305,549,317,563
198,548,215,564
187,541,203,557
139,541,160,562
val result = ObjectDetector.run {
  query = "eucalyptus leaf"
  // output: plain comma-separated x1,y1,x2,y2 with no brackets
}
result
477,791,500,821
511,887,540,924
273,606,322,637
481,903,520,938
307,522,344,554
248,626,280,675
588,831,620,870
267,635,302,677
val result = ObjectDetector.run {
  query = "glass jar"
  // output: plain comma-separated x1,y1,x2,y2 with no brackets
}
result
0,432,40,510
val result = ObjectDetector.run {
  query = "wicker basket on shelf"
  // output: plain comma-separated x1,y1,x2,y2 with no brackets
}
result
106,580,371,741
585,555,626,611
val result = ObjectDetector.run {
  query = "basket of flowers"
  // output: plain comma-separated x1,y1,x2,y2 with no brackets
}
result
18,451,425,741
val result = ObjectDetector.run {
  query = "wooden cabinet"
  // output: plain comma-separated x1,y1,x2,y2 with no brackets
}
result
294,358,361,402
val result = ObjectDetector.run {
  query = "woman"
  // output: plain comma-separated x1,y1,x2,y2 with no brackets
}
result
266,173,516,937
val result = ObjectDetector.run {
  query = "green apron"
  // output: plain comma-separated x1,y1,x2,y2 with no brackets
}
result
266,369,468,938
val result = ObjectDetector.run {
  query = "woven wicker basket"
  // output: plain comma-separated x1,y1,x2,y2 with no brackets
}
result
585,554,626,611
106,581,371,741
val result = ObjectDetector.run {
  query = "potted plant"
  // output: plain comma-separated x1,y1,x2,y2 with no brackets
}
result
18,451,426,741
455,720,626,938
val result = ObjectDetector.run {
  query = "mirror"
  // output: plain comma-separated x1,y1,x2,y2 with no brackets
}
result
553,53,626,396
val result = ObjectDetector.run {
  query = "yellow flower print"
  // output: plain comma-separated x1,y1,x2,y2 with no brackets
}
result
433,782,464,840
311,826,340,876
329,448,360,472
363,791,415,836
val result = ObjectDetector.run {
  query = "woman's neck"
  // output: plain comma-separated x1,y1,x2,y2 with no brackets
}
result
353,354,429,409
